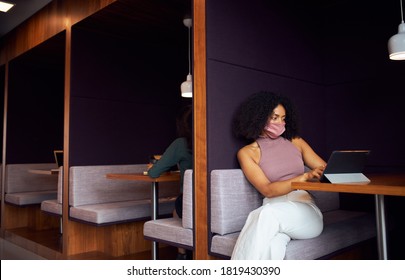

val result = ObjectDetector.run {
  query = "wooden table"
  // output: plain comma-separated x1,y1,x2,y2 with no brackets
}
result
292,173,405,260
106,171,180,260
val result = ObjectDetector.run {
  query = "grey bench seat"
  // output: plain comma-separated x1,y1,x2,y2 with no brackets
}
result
210,209,375,259
69,164,180,226
70,197,177,225
41,199,62,216
5,163,58,206
41,166,63,216
143,170,194,250
210,169,377,259
6,190,58,206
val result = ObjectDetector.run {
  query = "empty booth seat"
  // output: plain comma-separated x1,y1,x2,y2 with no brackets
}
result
143,169,194,250
41,166,63,216
5,163,58,206
68,164,180,225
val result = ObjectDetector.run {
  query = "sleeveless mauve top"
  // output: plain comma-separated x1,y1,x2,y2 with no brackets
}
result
256,137,304,182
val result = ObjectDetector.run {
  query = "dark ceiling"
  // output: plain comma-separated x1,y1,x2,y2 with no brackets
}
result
73,0,192,43
0,0,402,52
0,0,53,38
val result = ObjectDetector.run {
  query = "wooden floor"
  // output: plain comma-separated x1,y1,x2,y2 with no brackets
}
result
3,226,403,260
1,227,178,260
2,226,377,260
0,237,46,260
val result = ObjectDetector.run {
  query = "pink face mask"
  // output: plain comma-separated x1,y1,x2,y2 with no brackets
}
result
264,122,285,139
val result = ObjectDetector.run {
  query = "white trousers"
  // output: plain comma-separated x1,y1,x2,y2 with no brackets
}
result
231,190,323,260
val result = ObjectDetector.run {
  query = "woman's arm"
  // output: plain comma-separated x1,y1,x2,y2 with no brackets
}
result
292,137,326,169
148,138,184,178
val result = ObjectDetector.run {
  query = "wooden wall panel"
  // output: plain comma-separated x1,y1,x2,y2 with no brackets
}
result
65,219,151,258
103,222,151,257
193,0,209,260
65,220,102,256
3,204,59,231
1,0,196,260
3,204,29,229
0,0,117,64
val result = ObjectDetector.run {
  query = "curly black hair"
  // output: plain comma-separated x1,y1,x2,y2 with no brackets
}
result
232,91,299,142
176,104,193,149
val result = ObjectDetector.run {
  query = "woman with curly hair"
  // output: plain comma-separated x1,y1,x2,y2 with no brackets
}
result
147,105,193,259
231,91,326,260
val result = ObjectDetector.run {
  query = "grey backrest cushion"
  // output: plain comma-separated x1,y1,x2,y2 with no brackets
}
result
210,169,262,235
310,191,340,212
57,166,63,203
69,164,180,207
210,169,341,236
5,163,58,193
182,169,193,229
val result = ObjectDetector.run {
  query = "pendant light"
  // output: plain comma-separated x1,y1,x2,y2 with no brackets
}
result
388,0,405,60
181,18,192,98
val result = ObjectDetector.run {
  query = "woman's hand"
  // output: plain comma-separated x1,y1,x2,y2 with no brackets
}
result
301,165,326,182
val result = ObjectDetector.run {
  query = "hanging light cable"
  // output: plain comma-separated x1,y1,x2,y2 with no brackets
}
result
388,0,405,60
181,18,192,98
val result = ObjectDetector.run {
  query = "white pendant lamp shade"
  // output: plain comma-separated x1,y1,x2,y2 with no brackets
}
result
388,0,405,60
388,22,405,60
181,18,192,98
181,74,192,98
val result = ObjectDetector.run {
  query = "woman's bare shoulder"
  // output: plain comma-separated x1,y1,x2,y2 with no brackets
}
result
237,142,260,162
239,141,259,152
291,137,306,151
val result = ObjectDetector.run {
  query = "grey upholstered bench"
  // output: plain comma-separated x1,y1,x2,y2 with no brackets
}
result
4,163,58,206
41,166,63,216
210,169,377,259
143,169,194,251
68,164,180,226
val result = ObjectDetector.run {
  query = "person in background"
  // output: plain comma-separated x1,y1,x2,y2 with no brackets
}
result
147,105,193,260
231,91,326,259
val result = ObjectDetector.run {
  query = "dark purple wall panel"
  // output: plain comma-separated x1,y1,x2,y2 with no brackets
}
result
6,32,65,164
206,0,324,171
206,0,323,84
69,26,190,166
206,61,325,170
324,79,405,173
206,0,405,173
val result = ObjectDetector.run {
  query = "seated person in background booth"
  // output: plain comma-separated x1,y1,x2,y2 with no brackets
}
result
147,105,193,259
231,91,326,260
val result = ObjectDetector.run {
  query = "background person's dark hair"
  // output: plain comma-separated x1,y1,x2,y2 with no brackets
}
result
176,105,192,149
232,91,299,142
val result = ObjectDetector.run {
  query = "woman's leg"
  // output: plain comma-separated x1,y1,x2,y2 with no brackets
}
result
231,201,323,260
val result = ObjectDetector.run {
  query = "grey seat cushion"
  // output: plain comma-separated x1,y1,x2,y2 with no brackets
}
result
211,232,240,257
144,218,193,248
41,199,62,216
41,167,64,215
69,197,176,225
143,170,194,248
210,210,376,259
285,211,376,259
5,190,57,206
